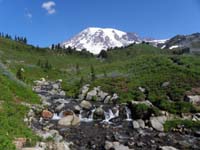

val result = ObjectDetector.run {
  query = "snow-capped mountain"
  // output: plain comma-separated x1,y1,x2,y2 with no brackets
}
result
61,27,141,54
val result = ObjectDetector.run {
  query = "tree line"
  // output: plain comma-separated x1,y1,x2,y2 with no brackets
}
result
0,32,27,44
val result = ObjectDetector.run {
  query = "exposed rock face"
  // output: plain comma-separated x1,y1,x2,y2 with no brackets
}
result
150,116,167,132
80,100,92,110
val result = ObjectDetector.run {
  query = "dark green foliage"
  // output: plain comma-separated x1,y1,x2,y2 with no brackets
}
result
90,65,96,81
129,103,159,120
98,50,108,59
164,120,200,132
16,68,24,81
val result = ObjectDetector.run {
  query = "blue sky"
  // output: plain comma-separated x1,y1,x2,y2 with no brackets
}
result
0,0,200,47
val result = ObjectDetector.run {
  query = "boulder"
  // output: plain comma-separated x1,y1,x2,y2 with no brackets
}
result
74,105,81,113
105,141,133,150
55,103,65,112
97,91,108,101
159,146,178,150
41,110,53,119
86,89,97,100
138,119,145,128
132,119,145,129
186,95,200,106
104,96,111,103
79,84,90,100
192,113,200,121
80,100,92,110
131,100,153,107
150,116,167,132
138,87,146,93
95,107,104,116
58,114,80,127
132,121,140,129
162,82,170,88
111,93,119,101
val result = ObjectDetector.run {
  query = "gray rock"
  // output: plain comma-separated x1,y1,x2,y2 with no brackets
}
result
131,100,153,107
133,121,140,129
86,89,97,100
159,146,178,150
150,116,167,131
104,96,111,103
162,82,170,88
95,107,104,116
55,103,65,112
133,119,145,129
105,141,133,150
80,100,92,110
137,119,145,128
186,95,200,106
74,105,81,112
138,87,146,93
97,91,108,101
111,93,119,101
58,114,80,126
79,84,90,100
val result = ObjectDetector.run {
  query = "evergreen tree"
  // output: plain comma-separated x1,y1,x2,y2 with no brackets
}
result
90,65,96,81
16,68,24,80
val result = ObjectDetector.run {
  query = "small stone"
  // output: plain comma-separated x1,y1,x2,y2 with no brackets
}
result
133,121,140,129
41,110,53,119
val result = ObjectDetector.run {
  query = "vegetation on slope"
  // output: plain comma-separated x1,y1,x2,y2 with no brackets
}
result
1,37,200,148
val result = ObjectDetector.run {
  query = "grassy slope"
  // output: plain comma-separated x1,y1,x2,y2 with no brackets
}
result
0,38,41,149
0,37,200,143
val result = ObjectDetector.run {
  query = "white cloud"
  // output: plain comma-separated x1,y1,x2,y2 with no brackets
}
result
42,1,56,15
25,8,33,22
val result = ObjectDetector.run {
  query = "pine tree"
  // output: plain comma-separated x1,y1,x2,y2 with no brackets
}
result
90,65,96,81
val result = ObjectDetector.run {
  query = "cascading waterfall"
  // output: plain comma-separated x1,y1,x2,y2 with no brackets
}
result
79,109,96,122
52,111,64,120
102,108,119,123
125,106,132,121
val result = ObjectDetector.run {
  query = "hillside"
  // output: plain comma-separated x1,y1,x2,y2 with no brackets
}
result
1,37,200,149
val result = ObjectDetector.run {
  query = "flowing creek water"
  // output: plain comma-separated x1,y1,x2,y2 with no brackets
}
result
29,80,200,150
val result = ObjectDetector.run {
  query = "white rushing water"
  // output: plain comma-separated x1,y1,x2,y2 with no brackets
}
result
79,109,96,122
125,106,132,121
102,108,119,123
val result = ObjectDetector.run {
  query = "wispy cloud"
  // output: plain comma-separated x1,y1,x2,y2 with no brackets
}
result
42,1,56,15
25,8,33,22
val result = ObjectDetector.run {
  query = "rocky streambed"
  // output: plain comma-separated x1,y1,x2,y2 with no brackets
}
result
23,79,200,150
